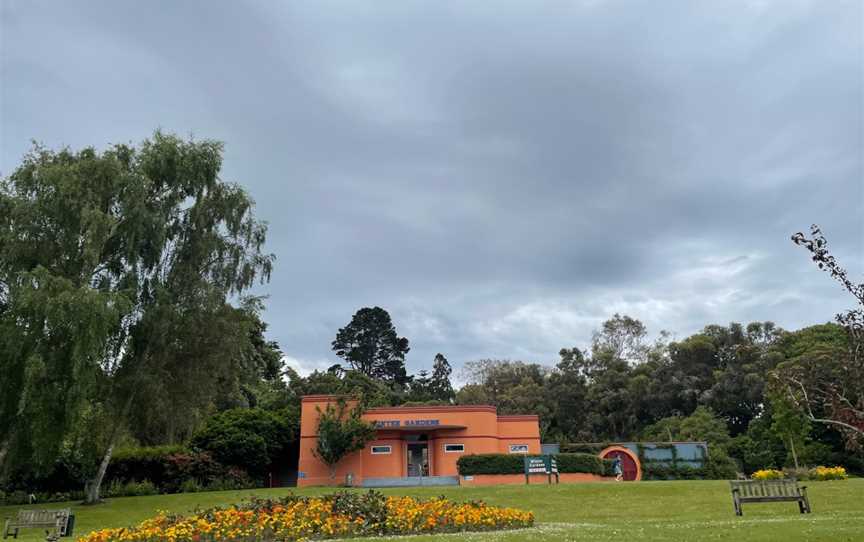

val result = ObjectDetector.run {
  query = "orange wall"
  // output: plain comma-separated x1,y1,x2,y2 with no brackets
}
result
297,395,541,487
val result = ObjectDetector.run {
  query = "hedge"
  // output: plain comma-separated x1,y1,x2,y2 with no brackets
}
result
457,453,606,476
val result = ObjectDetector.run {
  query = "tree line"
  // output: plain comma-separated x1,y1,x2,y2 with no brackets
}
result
1,133,860,504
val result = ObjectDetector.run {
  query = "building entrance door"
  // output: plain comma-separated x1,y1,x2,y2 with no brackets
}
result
406,443,429,477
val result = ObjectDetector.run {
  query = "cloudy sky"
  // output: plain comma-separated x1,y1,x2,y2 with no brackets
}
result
2,0,862,378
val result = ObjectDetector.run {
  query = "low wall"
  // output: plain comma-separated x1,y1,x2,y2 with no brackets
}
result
460,472,610,486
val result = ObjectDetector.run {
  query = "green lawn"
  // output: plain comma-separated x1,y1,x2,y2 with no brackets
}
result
2,480,862,541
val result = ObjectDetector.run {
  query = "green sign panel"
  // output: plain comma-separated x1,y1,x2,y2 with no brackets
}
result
523,455,559,483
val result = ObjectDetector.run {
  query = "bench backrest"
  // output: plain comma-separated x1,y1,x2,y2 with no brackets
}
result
730,480,801,498
15,508,70,526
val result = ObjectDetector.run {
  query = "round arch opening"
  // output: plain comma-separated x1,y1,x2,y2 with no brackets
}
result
599,446,642,481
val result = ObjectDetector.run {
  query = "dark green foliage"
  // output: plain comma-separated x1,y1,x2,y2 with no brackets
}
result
555,453,606,475
331,307,410,385
456,453,605,476
0,132,275,501
189,408,298,476
291,369,395,407
105,445,253,493
407,354,456,404
642,463,707,480
456,454,524,475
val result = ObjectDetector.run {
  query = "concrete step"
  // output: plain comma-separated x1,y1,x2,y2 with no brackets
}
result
361,476,460,488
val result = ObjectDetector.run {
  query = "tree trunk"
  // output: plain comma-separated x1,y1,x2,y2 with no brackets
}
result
789,438,800,471
85,443,114,504
0,437,8,475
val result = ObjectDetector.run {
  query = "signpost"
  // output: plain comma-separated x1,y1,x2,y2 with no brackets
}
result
523,455,559,485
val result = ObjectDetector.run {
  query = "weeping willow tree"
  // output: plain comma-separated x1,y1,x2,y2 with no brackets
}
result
0,132,274,503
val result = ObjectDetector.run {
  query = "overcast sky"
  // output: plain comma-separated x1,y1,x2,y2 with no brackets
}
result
2,0,862,378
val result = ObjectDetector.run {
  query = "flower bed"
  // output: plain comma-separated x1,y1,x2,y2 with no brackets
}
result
77,491,534,542
751,466,848,481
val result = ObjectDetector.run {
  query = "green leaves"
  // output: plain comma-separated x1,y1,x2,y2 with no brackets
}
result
0,131,275,485
313,398,376,476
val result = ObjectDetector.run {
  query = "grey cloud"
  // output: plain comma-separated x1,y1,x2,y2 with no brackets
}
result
2,0,861,374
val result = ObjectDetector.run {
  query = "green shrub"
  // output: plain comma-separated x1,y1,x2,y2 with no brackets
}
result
642,463,707,480
457,454,524,475
456,453,605,476
179,478,203,493
0,489,86,506
704,448,737,480
190,408,297,476
106,445,255,493
104,479,158,497
555,454,605,475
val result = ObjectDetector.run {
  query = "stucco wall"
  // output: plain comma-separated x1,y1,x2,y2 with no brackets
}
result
297,395,542,487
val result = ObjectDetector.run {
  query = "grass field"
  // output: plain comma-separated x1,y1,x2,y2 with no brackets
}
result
1,480,862,541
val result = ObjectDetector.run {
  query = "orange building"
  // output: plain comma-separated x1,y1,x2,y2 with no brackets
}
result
298,395,541,487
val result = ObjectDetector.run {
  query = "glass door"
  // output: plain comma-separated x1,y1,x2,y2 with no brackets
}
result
406,443,428,477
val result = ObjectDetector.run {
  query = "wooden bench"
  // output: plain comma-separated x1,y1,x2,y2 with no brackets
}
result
730,480,811,516
3,509,74,540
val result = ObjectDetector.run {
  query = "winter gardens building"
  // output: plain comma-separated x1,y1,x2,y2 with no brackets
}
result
297,395,542,487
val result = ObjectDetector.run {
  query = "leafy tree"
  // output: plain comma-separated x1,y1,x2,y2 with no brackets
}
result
769,395,810,469
331,307,410,385
313,398,376,480
291,368,394,408
779,225,864,447
592,313,649,363
0,133,273,502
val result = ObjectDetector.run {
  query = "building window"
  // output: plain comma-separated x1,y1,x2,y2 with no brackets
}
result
509,444,529,454
371,445,392,455
444,444,465,453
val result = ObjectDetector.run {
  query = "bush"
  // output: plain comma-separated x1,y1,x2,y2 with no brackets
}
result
642,463,706,480
106,445,256,494
555,453,605,475
704,447,737,480
103,479,158,498
809,466,847,481
456,453,605,476
752,469,784,480
190,408,297,476
0,489,85,506
782,467,811,481
457,454,523,475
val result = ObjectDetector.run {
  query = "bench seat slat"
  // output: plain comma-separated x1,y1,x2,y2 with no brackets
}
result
729,480,810,516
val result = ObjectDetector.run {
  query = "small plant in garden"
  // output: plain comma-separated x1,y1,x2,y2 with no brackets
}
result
752,469,785,480
76,491,534,542
810,466,847,481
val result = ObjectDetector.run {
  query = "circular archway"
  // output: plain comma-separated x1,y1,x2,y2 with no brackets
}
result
599,446,642,481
